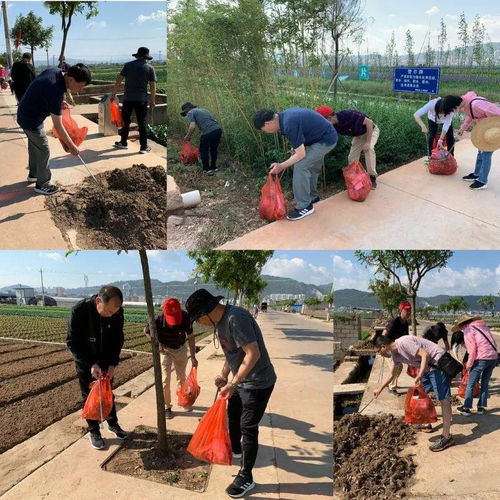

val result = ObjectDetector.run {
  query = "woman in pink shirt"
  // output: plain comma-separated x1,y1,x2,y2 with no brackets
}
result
452,314,498,416
457,91,500,190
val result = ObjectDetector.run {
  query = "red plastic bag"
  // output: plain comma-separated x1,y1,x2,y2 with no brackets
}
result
404,385,438,425
109,99,124,128
177,366,201,409
1,81,8,90
428,137,457,175
407,365,419,378
82,375,114,421
179,141,199,164
457,371,480,398
52,107,88,153
342,161,371,202
187,396,232,465
259,174,287,221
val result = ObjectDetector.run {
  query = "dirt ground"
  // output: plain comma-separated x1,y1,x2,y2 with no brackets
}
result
103,425,210,492
0,341,153,454
47,164,166,249
333,413,416,499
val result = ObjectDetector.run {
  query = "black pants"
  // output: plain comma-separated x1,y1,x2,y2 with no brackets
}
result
14,85,28,103
428,119,455,156
227,384,274,479
120,101,148,149
199,128,222,172
76,363,118,433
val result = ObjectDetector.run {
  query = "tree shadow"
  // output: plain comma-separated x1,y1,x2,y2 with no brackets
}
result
280,328,332,342
0,182,36,209
273,353,332,372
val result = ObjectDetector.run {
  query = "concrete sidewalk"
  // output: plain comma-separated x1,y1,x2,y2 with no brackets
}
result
220,137,500,250
3,311,332,500
0,92,166,249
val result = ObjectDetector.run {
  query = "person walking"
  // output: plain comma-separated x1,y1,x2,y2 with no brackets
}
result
66,286,128,450
181,102,222,175
16,63,91,195
452,314,498,416
112,47,156,154
186,289,276,498
144,298,198,419
253,107,337,220
316,105,379,189
10,53,36,103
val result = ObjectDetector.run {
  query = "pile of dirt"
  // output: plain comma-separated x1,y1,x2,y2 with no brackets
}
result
334,413,416,499
430,393,462,406
350,339,375,350
47,164,166,249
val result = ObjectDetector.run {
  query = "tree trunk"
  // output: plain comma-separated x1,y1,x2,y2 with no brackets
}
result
411,293,417,335
334,37,339,97
59,27,69,62
139,249,170,455
30,46,34,68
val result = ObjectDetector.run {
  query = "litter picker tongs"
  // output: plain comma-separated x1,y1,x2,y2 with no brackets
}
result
77,154,102,187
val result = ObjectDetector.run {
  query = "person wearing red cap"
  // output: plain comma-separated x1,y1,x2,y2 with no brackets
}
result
144,298,198,419
381,300,412,396
315,105,379,189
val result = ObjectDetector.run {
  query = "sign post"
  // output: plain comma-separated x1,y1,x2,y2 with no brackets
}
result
393,67,440,95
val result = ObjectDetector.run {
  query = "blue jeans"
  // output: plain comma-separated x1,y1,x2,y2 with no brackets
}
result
473,150,493,185
423,369,451,401
464,359,497,409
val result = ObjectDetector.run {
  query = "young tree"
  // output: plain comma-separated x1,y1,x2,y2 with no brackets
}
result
445,296,468,315
438,18,447,66
457,12,468,66
424,39,435,66
477,295,496,317
10,11,54,67
355,251,453,334
187,251,274,305
405,29,415,66
385,30,396,67
368,277,408,318
394,48,400,66
44,2,99,62
471,15,485,66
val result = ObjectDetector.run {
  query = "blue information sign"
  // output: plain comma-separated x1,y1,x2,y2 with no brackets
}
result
393,67,440,94
358,65,369,80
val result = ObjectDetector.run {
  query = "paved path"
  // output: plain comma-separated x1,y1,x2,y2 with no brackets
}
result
3,311,333,499
0,92,165,249
220,136,500,249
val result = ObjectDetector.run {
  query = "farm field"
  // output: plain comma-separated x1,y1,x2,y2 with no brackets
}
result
0,340,153,454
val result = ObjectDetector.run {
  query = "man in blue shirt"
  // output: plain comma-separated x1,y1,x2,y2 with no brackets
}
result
253,107,337,220
17,64,91,196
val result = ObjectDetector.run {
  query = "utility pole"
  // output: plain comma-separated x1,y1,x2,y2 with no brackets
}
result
1,1,13,69
39,269,45,307
84,274,89,295
46,47,49,67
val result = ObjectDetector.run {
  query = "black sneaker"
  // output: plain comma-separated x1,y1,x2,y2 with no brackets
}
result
34,184,59,196
139,146,151,154
165,407,173,419
469,180,487,190
462,173,478,182
204,169,216,176
225,472,255,498
477,407,486,414
370,175,377,189
457,405,471,416
311,196,320,204
108,424,128,439
388,388,400,397
113,141,128,150
286,204,314,221
89,431,105,450
429,435,454,452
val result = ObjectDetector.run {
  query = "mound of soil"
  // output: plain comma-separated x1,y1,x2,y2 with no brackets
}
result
47,164,166,249
334,413,416,499
430,393,462,406
350,339,375,350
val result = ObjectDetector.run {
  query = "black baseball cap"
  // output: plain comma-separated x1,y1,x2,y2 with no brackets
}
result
180,102,197,116
185,289,224,322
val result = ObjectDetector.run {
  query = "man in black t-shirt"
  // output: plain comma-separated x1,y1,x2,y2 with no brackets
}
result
10,53,36,102
144,298,197,419
423,322,450,351
382,300,411,396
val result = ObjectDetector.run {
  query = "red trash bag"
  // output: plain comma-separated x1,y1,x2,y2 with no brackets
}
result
82,375,114,421
407,365,419,378
457,371,480,398
52,107,88,153
259,174,287,221
404,385,438,425
342,161,372,202
109,99,124,128
177,366,201,409
428,137,457,175
1,81,8,90
179,141,199,164
187,396,232,465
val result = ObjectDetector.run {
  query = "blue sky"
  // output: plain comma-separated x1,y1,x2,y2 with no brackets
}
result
0,250,334,289
1,1,166,63
334,251,500,296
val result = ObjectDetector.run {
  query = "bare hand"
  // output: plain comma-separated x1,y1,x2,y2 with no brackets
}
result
150,99,156,109
191,356,198,368
269,162,284,175
62,101,70,110
373,387,383,398
107,365,115,379
214,375,227,388
457,130,464,136
414,376,422,386
220,383,236,398
68,144,80,156
421,126,428,135
91,364,102,379
362,142,370,152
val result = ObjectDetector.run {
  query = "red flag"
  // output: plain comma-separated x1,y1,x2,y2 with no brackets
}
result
15,30,22,49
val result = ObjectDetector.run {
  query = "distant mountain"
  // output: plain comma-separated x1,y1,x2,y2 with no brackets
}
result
334,289,499,311
0,284,33,293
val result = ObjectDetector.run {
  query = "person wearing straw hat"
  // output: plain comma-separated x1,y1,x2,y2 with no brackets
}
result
457,91,500,190
181,102,222,175
112,47,157,154
316,104,379,189
185,288,276,498
66,286,128,450
451,314,498,416
143,298,198,420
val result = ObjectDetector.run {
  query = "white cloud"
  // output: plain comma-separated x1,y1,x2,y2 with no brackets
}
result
425,6,439,16
39,252,63,262
86,21,107,30
263,258,331,285
167,270,189,281
333,255,354,274
389,14,397,18
138,10,167,24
